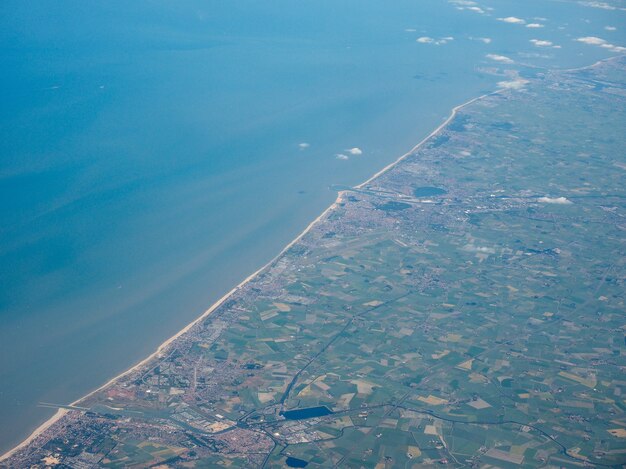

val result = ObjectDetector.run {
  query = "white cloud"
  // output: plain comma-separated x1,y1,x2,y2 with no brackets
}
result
449,0,488,13
530,39,554,47
346,147,363,155
584,1,613,7
470,36,492,44
298,143,310,149
417,36,454,45
576,36,607,45
335,154,349,160
576,36,626,52
605,44,626,52
518,52,551,59
578,1,626,11
498,16,526,24
464,245,496,254
486,54,515,64
497,78,529,89
605,26,617,31
405,28,417,32
538,196,572,204
526,23,544,28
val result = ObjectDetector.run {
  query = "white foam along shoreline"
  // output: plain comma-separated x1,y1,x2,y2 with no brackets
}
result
0,84,516,464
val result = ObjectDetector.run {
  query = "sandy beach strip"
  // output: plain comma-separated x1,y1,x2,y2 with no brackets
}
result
0,193,345,463
356,91,496,190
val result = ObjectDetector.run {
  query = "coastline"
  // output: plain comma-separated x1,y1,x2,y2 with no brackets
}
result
0,88,500,463
355,91,496,190
0,194,345,463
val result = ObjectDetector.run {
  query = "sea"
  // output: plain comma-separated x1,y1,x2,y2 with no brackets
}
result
1,0,624,453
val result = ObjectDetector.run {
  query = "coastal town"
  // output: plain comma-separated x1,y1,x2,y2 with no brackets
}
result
2,58,625,468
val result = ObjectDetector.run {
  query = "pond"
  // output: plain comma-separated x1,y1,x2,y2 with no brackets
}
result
413,187,447,198
286,456,309,467
281,406,334,420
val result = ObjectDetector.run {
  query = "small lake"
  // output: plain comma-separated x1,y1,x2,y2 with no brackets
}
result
281,406,333,420
378,201,412,211
413,187,447,198
286,456,309,468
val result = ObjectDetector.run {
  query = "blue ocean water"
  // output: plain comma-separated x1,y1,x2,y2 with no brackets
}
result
0,0,624,453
